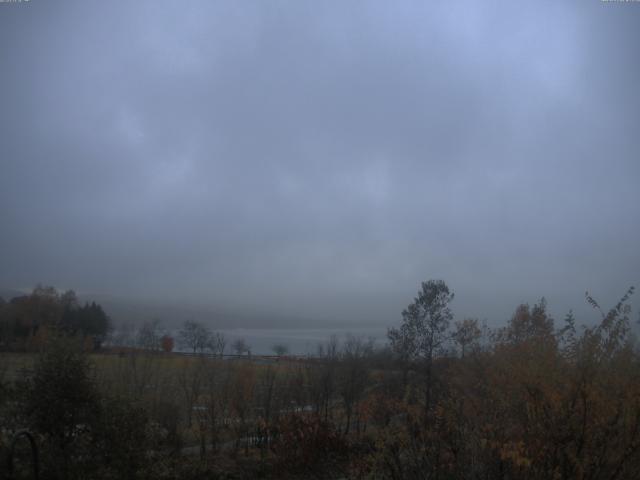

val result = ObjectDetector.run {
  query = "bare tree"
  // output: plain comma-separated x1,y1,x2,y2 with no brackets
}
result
211,331,227,357
110,321,136,348
179,320,212,354
256,364,280,458
176,356,206,428
229,363,256,456
272,343,289,356
232,338,249,356
201,357,229,452
309,335,340,422
136,318,163,352
339,335,374,434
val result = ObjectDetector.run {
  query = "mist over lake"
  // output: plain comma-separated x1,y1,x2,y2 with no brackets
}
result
179,327,388,356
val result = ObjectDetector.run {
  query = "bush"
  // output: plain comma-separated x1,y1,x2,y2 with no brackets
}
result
270,414,347,476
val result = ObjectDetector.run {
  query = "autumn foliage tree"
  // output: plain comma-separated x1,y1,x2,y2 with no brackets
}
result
161,334,175,353
0,286,111,351
362,284,640,480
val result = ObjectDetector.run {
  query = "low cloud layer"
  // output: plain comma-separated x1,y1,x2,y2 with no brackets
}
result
1,1,639,326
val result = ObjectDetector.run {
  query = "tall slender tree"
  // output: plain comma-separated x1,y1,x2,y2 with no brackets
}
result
388,279,454,416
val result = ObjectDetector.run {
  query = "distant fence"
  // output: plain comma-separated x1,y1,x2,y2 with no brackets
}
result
98,348,324,363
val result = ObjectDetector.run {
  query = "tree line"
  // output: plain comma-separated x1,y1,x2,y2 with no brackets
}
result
0,285,110,351
1,280,639,479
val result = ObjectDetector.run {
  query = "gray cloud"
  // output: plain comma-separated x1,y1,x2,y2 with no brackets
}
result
1,0,639,326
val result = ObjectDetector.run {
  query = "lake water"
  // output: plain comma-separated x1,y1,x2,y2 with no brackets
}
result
110,326,391,356
208,327,388,355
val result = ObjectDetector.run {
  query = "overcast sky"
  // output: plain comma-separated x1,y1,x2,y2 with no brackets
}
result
1,0,639,327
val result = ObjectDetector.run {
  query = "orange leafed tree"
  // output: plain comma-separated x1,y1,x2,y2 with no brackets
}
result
161,334,174,353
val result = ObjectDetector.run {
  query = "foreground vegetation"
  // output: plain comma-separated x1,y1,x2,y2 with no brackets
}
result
1,281,639,479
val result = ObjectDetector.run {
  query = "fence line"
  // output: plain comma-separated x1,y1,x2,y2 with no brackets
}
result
98,348,325,363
